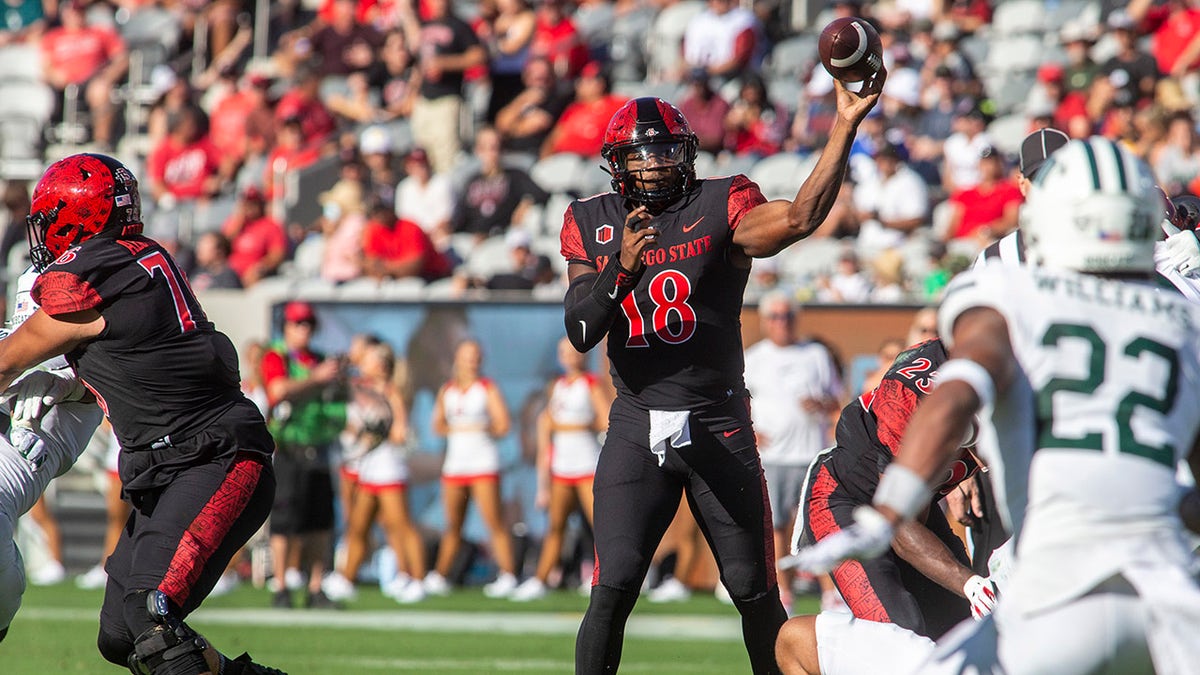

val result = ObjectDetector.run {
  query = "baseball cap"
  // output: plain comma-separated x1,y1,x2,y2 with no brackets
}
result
241,184,265,202
284,301,318,325
1037,63,1064,84
1019,128,1070,179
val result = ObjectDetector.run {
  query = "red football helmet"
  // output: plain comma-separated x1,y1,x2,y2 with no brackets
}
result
27,153,143,270
601,97,698,207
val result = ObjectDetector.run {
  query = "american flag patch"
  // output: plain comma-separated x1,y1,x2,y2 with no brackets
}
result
116,195,132,207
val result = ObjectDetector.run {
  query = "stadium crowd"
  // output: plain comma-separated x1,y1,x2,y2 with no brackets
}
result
0,0,1192,309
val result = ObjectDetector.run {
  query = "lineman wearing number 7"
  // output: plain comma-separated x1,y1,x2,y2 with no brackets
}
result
1,154,284,674
560,67,886,675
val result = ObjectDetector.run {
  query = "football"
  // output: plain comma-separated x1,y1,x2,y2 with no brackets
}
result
818,17,883,83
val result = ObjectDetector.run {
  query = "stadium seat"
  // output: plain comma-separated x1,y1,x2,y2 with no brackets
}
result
334,277,384,300
956,35,990,71
749,152,814,200
983,35,1046,75
644,0,705,83
716,153,761,178
0,45,42,82
768,76,804,117
379,277,427,300
574,157,611,197
463,234,515,279
531,153,587,195
0,80,54,179
986,114,1030,157
693,151,718,179
423,276,461,299
984,71,1037,115
991,0,1049,36
765,35,819,81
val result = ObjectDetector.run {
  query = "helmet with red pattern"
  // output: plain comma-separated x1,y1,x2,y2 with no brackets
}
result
601,97,699,207
27,153,143,271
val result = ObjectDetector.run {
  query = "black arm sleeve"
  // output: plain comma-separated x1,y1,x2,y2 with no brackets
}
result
564,257,643,353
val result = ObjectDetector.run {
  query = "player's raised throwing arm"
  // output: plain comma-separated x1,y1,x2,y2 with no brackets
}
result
732,70,886,258
563,205,659,353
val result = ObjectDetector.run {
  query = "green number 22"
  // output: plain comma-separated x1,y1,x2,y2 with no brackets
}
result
1038,323,1179,468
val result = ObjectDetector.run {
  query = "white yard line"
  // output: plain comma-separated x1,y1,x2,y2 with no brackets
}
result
20,607,743,642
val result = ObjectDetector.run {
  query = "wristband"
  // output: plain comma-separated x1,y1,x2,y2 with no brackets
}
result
589,256,643,308
873,463,931,521
936,358,996,410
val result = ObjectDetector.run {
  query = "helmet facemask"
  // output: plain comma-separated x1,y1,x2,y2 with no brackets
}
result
607,138,697,208
26,199,64,272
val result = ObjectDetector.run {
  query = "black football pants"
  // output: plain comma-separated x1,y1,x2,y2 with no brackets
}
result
576,395,786,674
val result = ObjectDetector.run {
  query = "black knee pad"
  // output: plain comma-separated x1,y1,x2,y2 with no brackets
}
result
98,625,134,667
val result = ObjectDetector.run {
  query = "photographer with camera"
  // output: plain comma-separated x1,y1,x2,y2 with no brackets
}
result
262,301,349,609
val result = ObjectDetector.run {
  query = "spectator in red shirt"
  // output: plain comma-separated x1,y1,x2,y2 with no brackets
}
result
362,201,452,281
40,0,127,149
540,62,627,158
209,73,275,166
275,64,338,144
529,0,589,78
943,145,1022,248
222,186,289,286
677,68,733,155
263,117,323,200
146,105,224,205
1129,0,1200,77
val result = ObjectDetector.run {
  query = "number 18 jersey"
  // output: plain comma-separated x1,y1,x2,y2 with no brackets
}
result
560,175,767,410
939,262,1200,613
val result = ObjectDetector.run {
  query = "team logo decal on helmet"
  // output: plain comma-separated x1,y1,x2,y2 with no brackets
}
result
27,153,143,271
601,97,699,207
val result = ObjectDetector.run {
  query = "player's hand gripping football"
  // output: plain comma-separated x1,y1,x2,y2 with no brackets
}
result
1161,220,1200,276
621,205,658,272
785,505,895,574
834,64,887,128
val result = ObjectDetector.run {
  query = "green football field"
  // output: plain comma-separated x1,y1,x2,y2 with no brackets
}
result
7,582,821,674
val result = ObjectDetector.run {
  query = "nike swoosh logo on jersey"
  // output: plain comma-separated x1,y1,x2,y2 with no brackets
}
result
683,217,705,233
608,284,619,300
723,428,741,438
579,320,587,343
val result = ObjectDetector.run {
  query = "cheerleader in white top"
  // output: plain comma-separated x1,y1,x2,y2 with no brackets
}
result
327,343,429,604
511,337,611,601
425,340,518,598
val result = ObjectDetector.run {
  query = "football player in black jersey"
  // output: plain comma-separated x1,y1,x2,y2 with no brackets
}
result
561,69,885,674
0,154,282,675
788,336,993,641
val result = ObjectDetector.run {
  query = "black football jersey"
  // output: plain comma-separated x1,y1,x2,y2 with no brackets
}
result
31,235,253,449
560,175,765,409
826,338,979,504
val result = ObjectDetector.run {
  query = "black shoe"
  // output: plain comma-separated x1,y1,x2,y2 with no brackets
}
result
304,589,338,609
271,590,293,609
226,652,288,675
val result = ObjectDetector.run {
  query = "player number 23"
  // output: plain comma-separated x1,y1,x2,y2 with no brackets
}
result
1038,322,1178,468
619,270,697,347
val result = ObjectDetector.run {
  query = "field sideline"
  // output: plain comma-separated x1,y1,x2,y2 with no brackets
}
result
6,582,821,673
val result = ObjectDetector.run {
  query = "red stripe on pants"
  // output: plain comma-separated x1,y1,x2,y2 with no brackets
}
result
808,465,891,623
159,456,264,607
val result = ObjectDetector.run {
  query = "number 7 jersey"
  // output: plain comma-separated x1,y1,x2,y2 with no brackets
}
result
560,175,767,410
938,262,1200,613
31,235,250,450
